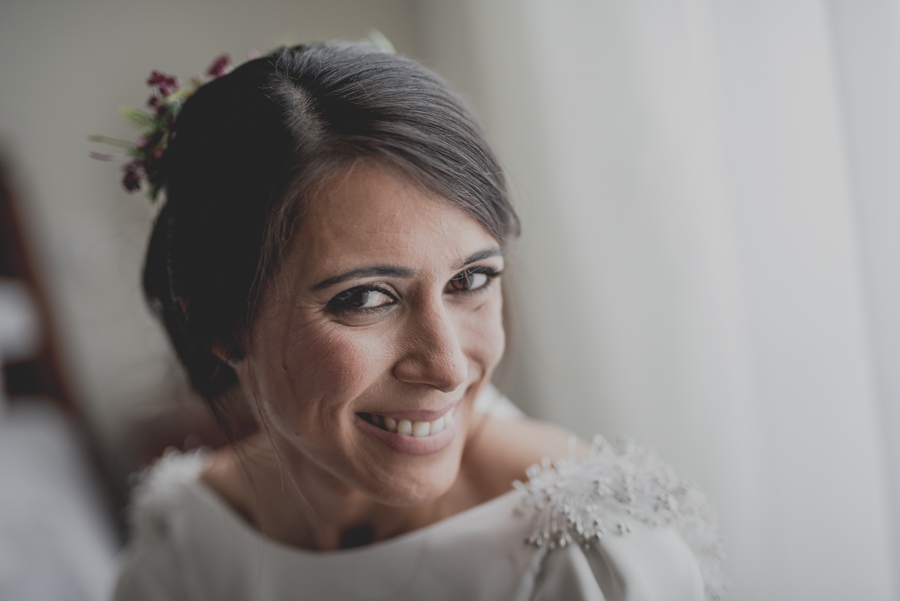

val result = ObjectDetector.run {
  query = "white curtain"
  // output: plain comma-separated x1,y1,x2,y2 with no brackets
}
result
417,1,900,598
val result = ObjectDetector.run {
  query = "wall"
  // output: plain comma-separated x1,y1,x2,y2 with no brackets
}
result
0,0,421,452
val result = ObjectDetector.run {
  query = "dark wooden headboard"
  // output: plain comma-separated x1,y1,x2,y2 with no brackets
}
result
0,155,76,412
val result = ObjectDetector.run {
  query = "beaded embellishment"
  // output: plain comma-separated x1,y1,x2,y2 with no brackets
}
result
515,435,726,600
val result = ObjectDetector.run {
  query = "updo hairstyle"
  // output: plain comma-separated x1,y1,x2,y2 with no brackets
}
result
142,43,519,431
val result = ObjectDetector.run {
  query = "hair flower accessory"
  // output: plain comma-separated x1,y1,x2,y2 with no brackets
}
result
90,53,238,202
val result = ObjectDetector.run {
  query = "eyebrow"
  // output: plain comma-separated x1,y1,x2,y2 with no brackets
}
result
453,248,504,270
312,266,415,291
311,248,504,291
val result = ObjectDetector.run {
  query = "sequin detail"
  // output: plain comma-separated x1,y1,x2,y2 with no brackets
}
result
515,435,727,600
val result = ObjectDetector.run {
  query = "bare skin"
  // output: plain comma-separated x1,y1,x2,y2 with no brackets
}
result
202,163,580,551
202,416,575,550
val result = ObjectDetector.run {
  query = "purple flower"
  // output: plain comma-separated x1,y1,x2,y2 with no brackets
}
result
122,162,143,192
141,130,164,151
206,54,232,78
147,70,180,97
101,54,244,199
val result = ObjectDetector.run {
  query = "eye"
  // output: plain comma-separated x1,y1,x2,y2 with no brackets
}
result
327,286,396,314
446,267,500,293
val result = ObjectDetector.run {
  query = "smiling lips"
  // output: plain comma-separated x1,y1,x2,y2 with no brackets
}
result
361,409,455,437
356,404,460,455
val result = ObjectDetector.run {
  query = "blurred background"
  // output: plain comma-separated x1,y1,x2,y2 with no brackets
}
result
1,0,898,599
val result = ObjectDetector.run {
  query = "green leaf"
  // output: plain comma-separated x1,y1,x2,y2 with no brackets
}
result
119,106,157,129
362,29,395,54
148,183,162,203
165,86,196,103
88,135,133,148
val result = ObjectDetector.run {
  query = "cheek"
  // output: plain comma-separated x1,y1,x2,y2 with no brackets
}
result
279,323,392,410
245,321,392,457
465,289,506,371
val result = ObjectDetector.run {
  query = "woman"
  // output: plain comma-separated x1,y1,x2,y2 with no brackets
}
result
114,43,725,600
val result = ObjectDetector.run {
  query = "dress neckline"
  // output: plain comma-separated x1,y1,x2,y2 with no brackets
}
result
185,464,523,558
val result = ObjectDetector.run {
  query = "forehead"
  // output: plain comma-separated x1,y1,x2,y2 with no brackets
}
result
291,164,497,274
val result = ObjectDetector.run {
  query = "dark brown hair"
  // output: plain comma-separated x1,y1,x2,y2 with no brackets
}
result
143,42,518,430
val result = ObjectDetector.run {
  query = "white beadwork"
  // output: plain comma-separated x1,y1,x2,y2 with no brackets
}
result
514,435,727,601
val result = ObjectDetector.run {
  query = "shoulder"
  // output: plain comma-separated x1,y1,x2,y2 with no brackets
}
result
463,414,580,499
513,436,727,601
114,449,211,601
127,448,211,539
463,384,591,501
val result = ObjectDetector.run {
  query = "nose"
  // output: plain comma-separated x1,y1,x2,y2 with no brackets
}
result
392,300,468,392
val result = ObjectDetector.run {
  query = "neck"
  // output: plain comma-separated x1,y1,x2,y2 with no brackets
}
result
207,433,474,551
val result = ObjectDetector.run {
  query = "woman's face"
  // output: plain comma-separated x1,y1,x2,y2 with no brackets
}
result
239,163,505,506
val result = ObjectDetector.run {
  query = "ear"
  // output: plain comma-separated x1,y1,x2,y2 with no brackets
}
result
210,340,243,368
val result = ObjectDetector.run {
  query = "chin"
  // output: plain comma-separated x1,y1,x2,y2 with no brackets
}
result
362,451,463,507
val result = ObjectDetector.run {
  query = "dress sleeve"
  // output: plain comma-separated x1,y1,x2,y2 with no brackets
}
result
525,521,704,601
112,449,209,601
113,530,191,601
513,436,726,601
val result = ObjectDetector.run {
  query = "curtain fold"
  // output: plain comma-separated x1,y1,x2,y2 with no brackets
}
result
417,1,900,598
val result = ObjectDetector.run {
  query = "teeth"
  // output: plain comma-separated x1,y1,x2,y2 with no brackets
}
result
412,421,430,437
372,411,454,437
430,416,444,434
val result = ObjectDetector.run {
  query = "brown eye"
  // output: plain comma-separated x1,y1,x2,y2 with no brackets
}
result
328,286,396,313
345,290,373,307
448,270,490,292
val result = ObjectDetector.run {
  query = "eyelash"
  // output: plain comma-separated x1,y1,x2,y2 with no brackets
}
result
327,284,398,316
326,266,502,315
446,266,502,295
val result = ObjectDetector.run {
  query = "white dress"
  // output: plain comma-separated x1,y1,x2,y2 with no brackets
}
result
114,390,726,601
